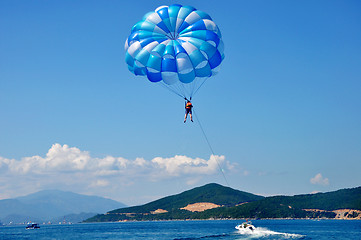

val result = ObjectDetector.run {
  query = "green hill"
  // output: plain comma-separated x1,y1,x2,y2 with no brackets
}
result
112,183,263,212
202,186,361,219
85,183,263,222
85,184,361,222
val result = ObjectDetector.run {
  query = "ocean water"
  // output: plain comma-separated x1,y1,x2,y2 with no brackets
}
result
0,220,360,240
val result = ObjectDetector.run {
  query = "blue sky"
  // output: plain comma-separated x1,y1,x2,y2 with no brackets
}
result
1,0,360,205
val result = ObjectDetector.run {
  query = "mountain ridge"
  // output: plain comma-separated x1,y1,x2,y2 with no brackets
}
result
109,183,263,213
0,190,126,224
85,184,361,222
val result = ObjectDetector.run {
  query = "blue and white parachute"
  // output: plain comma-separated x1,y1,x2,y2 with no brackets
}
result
125,4,224,99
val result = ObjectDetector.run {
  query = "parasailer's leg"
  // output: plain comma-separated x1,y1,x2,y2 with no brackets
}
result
184,107,189,123
185,109,193,123
184,111,193,123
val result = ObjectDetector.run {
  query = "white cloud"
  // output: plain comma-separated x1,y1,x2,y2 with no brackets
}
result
90,179,110,187
310,173,329,186
5,144,92,174
0,144,234,203
151,155,224,176
186,177,202,186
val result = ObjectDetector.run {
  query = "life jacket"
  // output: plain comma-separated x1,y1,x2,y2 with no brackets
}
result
186,102,192,109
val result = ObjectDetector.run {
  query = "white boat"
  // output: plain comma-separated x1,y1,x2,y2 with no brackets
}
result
26,223,40,229
235,221,255,231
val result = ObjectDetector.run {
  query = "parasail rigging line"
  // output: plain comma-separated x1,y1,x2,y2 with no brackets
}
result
158,82,229,186
192,77,208,97
158,76,210,101
193,109,230,187
159,82,185,99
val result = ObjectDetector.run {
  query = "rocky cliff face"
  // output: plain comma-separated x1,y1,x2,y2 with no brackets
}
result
333,209,361,219
303,209,361,219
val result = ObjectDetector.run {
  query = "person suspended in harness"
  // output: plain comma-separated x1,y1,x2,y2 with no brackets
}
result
184,100,193,123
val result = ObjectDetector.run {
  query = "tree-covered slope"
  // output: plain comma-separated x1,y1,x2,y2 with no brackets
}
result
111,183,263,213
85,185,361,222
85,183,263,222
270,187,361,211
196,186,361,219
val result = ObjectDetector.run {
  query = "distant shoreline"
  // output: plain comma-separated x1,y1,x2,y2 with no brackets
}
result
92,217,361,224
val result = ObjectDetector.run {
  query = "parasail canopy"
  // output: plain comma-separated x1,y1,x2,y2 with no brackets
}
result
125,4,224,100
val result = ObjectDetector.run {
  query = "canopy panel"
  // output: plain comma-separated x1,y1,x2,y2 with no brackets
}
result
125,4,224,99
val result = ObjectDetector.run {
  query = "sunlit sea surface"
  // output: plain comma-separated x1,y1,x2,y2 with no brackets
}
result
1,220,360,240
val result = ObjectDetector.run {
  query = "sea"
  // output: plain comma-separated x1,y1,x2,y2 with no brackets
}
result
0,219,360,240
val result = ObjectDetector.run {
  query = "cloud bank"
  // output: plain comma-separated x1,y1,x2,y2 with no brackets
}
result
0,144,230,202
1,143,226,177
